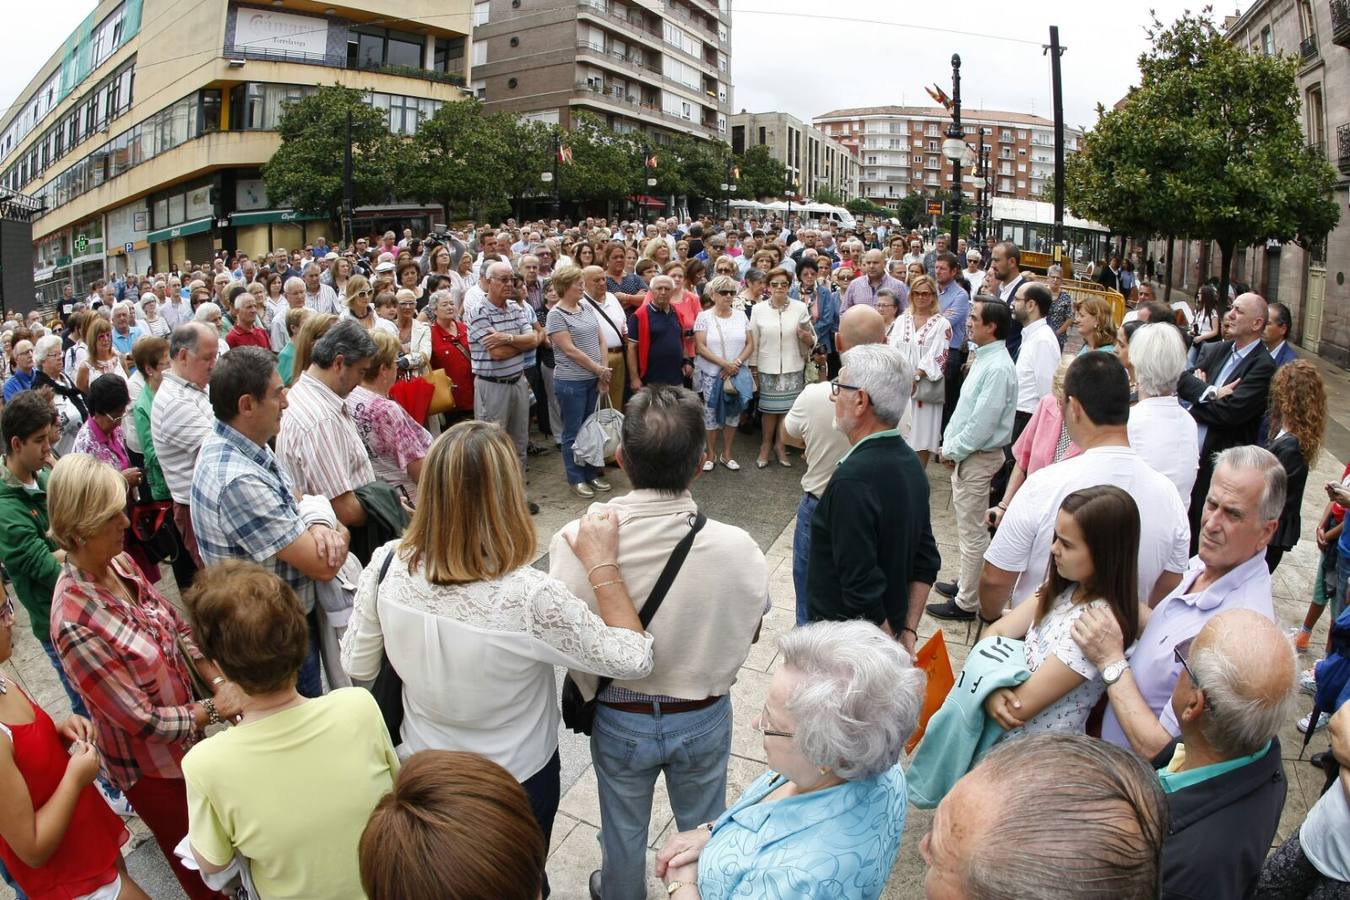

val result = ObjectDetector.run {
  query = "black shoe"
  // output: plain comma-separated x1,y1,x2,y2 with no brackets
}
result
527,442,550,456
926,599,975,621
588,870,602,900
1311,750,1332,771
935,580,958,598
528,501,540,515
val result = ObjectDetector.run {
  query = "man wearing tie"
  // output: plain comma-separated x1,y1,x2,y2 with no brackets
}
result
1176,292,1276,552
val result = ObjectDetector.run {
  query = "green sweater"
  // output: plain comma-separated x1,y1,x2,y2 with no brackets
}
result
132,383,170,502
0,467,62,640
806,431,941,627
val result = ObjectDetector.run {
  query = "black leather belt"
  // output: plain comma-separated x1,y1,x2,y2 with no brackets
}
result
477,373,521,384
598,696,721,714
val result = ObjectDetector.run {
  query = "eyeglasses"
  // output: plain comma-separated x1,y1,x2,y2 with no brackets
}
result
911,289,935,297
356,289,372,297
1173,637,1213,708
830,378,862,397
716,289,736,296
755,703,794,739
769,281,790,288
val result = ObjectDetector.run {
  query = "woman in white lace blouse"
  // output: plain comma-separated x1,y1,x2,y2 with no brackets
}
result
342,420,653,872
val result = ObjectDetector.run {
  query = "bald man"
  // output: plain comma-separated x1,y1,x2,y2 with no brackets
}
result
1177,291,1276,551
1154,609,1295,899
784,306,887,625
840,248,908,312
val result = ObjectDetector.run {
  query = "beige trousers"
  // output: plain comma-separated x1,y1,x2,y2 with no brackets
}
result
950,448,1006,612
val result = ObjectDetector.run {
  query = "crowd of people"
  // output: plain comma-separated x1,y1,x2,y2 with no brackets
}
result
0,213,1341,900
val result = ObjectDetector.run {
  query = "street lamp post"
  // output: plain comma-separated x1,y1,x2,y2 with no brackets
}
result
646,176,657,225
941,54,964,253
550,132,561,222
974,128,987,243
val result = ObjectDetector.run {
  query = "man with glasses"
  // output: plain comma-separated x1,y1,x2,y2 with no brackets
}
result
927,299,1016,622
1072,445,1283,753
626,275,687,391
1154,611,1293,899
804,344,939,652
468,262,540,511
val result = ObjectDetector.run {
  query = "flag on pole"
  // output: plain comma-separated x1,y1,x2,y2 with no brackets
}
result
925,84,953,111
558,144,573,165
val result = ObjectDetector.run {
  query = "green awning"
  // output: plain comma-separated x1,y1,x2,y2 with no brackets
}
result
230,209,328,226
147,217,214,243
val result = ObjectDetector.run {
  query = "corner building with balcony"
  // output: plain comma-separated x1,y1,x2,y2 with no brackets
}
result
728,111,859,202
1,0,472,304
1154,0,1350,366
472,0,733,147
813,106,1080,209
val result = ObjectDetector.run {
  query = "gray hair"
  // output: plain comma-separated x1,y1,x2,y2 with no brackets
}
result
112,300,135,317
778,620,923,779
1129,323,1187,398
303,262,321,276
1213,445,1286,522
962,733,1168,899
232,291,255,312
840,344,912,427
1190,640,1296,758
618,384,705,494
703,275,738,301
310,318,377,369
194,302,221,322
1047,264,1063,278
284,276,305,294
429,289,454,310
33,334,62,362
169,322,214,358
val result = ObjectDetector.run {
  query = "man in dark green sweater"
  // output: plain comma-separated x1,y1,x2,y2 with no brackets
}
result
806,344,940,654
0,391,87,715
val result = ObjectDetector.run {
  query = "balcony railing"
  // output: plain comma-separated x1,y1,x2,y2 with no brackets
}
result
572,81,716,134
1333,0,1350,47
575,41,656,75
1338,123,1350,174
233,47,466,86
578,0,662,40
1300,33,1319,62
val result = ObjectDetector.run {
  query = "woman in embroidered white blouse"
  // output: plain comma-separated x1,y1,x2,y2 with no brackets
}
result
341,420,653,864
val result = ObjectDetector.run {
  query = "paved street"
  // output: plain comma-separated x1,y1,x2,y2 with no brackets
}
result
3,346,1348,900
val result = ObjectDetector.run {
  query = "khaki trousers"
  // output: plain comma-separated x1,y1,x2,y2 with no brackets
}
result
606,348,626,411
950,448,1005,613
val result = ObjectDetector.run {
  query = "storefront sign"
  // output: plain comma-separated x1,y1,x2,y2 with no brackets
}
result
147,216,215,243
234,9,328,58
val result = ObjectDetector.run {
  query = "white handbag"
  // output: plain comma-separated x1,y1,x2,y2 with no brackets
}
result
573,391,624,468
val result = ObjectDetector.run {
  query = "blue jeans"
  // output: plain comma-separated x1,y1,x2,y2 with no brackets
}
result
1336,551,1350,623
555,376,602,486
792,492,819,626
296,608,322,699
39,638,89,718
522,750,561,898
591,697,733,900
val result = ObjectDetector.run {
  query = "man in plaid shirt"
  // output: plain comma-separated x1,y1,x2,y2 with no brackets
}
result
190,347,348,698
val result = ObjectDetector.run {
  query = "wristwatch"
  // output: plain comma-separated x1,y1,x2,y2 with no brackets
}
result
1102,658,1129,686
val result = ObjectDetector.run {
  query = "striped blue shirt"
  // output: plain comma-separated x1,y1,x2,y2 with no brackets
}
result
467,297,532,378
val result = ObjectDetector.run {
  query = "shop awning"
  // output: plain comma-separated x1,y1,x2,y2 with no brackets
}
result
630,194,666,207
147,216,214,243
230,209,327,226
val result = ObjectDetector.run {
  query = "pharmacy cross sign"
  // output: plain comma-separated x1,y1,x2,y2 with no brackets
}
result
74,235,89,255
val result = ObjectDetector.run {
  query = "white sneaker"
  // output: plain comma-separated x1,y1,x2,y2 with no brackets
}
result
1300,667,1318,696
97,781,135,818
1298,711,1331,735
702,459,714,472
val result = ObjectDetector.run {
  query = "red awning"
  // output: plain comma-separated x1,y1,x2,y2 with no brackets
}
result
630,194,667,207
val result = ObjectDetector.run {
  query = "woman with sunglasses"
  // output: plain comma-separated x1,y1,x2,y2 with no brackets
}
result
344,274,397,336
890,274,951,468
749,268,816,469
694,275,755,471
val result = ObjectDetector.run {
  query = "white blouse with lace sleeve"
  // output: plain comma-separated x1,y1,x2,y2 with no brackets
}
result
341,543,654,780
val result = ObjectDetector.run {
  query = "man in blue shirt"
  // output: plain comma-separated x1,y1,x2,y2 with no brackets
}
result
2,341,34,402
110,302,145,360
934,252,970,431
626,275,688,389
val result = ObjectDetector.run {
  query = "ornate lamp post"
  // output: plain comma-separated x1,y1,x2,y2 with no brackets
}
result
941,54,964,249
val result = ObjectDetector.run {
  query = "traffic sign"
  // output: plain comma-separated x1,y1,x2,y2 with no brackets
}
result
74,235,88,254
926,201,943,216
123,242,135,254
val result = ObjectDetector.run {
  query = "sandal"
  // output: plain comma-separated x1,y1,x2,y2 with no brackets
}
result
722,458,741,471
756,458,769,469
702,458,715,472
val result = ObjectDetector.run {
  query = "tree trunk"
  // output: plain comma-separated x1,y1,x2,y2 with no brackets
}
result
1217,239,1235,312
1164,234,1175,304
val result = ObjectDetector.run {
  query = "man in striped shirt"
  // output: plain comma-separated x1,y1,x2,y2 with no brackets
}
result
468,261,540,511
151,322,219,568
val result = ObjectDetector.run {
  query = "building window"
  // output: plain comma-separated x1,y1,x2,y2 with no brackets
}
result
351,26,426,71
472,40,486,67
1260,25,1274,55
473,1,490,26
435,37,465,73
1307,84,1326,151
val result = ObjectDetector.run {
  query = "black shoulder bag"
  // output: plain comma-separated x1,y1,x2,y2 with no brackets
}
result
561,512,707,736
368,548,404,743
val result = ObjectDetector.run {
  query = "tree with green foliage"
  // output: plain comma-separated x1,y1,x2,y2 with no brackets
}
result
812,186,844,206
560,114,640,206
405,98,511,222
486,114,554,221
735,145,788,201
262,84,406,220
846,198,885,217
1065,9,1339,301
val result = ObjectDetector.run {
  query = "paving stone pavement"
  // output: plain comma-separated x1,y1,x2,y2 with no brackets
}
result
2,388,1345,899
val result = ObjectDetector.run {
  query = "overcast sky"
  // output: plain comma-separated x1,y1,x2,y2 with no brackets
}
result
1,0,1221,134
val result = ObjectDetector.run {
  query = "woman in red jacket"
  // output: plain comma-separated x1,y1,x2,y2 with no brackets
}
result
428,290,475,424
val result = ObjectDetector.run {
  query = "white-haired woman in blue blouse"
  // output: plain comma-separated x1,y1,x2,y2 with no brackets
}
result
655,620,925,899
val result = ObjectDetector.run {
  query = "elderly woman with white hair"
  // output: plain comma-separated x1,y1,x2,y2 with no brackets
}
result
192,302,231,357
694,274,755,470
138,292,171,337
655,620,923,899
1125,323,1199,501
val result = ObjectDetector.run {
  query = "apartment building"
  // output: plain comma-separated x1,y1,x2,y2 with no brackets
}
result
473,0,733,147
813,105,1080,208
728,111,858,202
0,0,471,302
1155,0,1350,365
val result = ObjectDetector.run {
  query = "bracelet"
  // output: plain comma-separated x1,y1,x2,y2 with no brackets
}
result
997,502,1008,510
200,698,223,727
587,562,619,578
590,579,623,590
211,675,227,687
900,626,918,638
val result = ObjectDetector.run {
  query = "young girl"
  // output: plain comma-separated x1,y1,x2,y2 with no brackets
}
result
984,485,1142,736
0,594,148,899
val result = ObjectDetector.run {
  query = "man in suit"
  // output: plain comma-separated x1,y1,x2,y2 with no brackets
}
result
1263,301,1297,369
1177,292,1277,552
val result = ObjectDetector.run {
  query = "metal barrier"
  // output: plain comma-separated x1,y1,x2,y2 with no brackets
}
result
1026,274,1125,326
